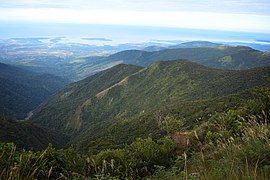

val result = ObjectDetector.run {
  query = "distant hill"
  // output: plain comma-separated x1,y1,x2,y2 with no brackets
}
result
169,41,222,49
31,60,270,151
0,62,68,119
101,45,270,69
143,45,167,52
0,116,67,150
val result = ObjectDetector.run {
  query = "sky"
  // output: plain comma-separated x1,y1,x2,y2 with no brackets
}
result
0,0,270,33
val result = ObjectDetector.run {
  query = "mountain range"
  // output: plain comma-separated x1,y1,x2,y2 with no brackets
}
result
1,41,270,151
100,45,270,69
1,39,269,81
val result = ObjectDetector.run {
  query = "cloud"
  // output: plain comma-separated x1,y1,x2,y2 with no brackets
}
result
0,7,269,33
1,0,270,14
0,0,269,33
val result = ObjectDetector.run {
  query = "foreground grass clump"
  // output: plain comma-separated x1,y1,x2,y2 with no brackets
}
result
0,143,86,179
1,114,270,179
0,137,176,179
152,92,270,180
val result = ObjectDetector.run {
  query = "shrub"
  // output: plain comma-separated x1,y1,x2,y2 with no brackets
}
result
94,149,128,178
127,137,176,176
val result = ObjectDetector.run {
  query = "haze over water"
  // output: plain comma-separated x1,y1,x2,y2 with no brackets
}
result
1,22,270,46
1,0,270,45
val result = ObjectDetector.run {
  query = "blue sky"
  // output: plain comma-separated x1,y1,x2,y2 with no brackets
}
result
0,0,270,33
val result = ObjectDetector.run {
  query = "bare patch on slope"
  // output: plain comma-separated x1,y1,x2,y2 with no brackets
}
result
96,77,129,99
66,99,91,130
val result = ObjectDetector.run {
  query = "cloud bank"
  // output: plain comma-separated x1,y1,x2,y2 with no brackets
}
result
0,0,270,33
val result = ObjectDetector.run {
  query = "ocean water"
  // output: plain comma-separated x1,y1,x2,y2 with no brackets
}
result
0,21,270,45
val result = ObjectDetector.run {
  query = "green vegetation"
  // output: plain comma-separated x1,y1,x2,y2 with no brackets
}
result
0,62,68,119
31,64,142,135
0,116,67,150
0,137,175,179
1,87,269,179
1,50,270,179
30,60,270,152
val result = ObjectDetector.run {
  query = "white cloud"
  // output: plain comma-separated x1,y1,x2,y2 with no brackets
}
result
0,0,270,33
1,7,269,33
1,0,270,14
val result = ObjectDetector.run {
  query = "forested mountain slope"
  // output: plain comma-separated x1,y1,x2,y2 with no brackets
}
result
0,116,67,150
0,62,68,119
30,64,142,134
31,60,270,151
